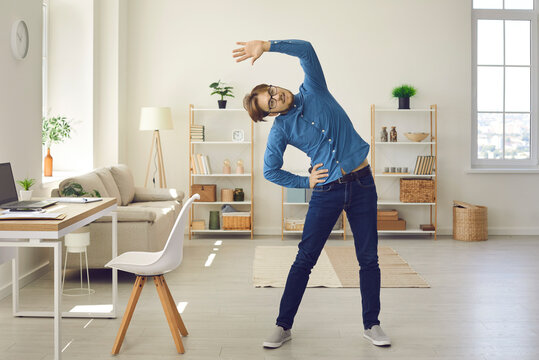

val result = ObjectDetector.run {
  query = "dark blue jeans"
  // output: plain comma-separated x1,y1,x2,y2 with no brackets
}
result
276,167,381,330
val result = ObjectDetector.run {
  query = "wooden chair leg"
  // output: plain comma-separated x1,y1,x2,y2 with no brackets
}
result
161,276,188,336
112,276,146,355
154,276,185,354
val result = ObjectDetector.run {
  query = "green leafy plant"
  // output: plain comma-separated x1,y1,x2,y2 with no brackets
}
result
209,80,235,101
42,116,72,149
61,182,101,197
392,84,417,98
16,178,35,191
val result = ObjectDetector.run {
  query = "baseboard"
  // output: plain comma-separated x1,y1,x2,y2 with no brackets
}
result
0,261,51,301
252,227,539,237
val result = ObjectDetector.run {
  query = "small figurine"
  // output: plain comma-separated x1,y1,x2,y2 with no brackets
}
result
380,126,388,142
223,159,231,174
390,126,397,142
236,159,244,174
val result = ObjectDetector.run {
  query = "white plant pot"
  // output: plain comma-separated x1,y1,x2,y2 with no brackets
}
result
19,190,33,201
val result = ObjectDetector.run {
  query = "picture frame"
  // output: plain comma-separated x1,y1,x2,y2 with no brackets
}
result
232,129,244,142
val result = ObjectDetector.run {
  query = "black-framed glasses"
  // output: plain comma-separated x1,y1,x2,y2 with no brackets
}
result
267,85,278,111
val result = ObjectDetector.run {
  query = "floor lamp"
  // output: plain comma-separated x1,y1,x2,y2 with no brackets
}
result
140,107,173,188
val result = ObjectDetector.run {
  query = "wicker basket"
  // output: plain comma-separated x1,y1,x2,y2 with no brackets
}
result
222,212,251,230
453,201,488,241
400,179,435,203
285,218,305,231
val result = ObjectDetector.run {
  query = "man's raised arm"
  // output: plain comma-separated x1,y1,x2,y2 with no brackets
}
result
233,39,327,91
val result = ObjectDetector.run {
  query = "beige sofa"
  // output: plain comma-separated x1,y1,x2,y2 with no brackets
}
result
51,164,184,268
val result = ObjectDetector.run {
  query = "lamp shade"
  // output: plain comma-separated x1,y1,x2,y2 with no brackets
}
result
139,107,173,130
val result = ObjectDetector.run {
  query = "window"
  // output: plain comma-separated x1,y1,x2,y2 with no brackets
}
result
472,0,538,168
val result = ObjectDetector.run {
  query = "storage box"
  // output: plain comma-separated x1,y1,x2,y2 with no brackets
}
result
191,184,216,202
191,220,205,230
287,188,306,203
377,219,406,231
453,201,487,241
285,218,304,231
222,212,251,230
400,179,435,203
221,188,234,202
377,209,398,221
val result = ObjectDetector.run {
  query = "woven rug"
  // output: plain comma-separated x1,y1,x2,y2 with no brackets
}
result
253,246,429,288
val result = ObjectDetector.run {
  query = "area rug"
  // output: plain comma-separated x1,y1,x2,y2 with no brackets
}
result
253,246,429,288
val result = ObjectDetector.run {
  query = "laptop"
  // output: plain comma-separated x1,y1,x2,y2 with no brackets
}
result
0,163,57,210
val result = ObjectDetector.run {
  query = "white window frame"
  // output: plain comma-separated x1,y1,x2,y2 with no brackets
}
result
471,0,538,170
42,1,48,118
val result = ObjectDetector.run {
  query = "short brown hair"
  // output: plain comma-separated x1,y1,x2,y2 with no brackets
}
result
243,84,269,123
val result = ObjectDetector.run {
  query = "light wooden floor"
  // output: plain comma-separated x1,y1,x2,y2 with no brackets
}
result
0,235,538,360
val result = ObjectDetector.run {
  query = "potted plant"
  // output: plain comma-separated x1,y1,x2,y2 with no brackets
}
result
61,182,101,197
42,115,72,177
392,84,417,110
16,178,36,201
210,80,234,109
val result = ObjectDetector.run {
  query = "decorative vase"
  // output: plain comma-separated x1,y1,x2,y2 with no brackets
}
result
233,188,245,202
223,159,231,174
209,211,220,230
380,126,388,142
19,190,33,201
390,126,397,142
44,148,53,177
218,100,227,109
398,97,410,110
235,159,244,174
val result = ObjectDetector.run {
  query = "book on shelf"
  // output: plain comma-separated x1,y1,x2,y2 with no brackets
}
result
191,156,198,174
413,155,436,175
203,155,212,174
196,154,206,174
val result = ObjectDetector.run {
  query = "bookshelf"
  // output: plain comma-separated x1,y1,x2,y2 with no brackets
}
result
188,105,254,239
370,104,438,239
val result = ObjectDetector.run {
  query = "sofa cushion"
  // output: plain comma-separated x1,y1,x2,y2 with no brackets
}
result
95,167,122,205
133,187,184,202
109,164,135,205
59,172,109,199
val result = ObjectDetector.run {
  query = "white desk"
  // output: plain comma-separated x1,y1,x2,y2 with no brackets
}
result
0,198,118,360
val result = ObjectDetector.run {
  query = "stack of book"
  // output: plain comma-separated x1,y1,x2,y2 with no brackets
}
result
377,209,406,230
191,154,212,174
413,155,436,175
190,124,205,141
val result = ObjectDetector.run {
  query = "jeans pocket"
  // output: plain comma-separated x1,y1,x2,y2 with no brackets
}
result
355,173,376,188
313,183,333,192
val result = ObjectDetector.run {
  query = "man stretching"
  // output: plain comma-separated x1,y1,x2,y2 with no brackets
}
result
233,39,390,349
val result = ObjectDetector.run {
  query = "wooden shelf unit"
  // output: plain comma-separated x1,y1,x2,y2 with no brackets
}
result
188,104,254,239
370,104,438,239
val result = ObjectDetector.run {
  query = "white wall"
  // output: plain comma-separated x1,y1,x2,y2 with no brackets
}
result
104,0,537,235
0,0,49,295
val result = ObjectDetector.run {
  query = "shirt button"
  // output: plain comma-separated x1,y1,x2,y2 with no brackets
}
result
332,149,335,153
311,122,314,125
336,161,339,164
322,129,325,133
329,139,332,142
300,114,303,117
294,105,297,108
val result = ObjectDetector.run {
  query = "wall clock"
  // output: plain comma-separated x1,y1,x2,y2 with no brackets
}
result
11,20,29,60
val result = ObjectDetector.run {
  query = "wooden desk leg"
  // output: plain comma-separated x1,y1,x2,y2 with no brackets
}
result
112,276,146,355
162,276,188,336
154,276,185,354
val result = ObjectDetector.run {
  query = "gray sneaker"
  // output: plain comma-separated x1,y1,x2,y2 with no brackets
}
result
263,326,291,348
363,325,391,346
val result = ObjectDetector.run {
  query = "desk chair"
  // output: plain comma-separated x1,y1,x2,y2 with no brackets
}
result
106,193,200,354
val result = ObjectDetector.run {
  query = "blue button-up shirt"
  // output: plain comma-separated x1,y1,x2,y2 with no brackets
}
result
263,40,370,189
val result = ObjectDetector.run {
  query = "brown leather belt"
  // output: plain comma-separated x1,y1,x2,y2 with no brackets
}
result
330,165,372,185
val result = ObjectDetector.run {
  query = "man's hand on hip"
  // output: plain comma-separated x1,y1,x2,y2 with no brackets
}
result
233,40,271,65
309,163,329,189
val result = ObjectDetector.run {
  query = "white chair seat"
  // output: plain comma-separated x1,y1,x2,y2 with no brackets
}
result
105,251,164,275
